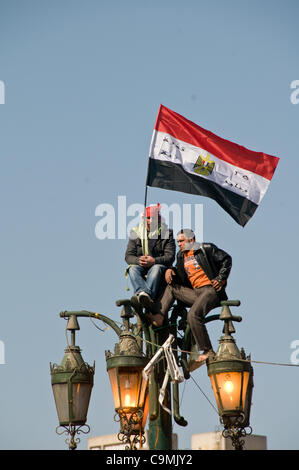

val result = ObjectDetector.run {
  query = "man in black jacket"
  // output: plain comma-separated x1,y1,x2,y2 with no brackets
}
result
149,228,232,368
125,204,175,309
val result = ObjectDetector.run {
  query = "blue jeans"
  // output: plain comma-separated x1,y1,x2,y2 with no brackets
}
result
128,264,166,300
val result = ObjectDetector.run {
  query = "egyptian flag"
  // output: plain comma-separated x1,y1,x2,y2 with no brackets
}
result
146,105,279,227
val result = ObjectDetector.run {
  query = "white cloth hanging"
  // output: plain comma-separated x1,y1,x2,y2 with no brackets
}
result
143,334,184,415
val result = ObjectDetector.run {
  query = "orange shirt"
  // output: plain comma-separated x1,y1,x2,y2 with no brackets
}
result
183,250,212,289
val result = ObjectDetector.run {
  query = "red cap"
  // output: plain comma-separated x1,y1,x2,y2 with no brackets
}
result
142,203,161,218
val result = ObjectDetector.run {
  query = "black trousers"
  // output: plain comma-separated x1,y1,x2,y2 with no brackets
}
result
158,283,220,352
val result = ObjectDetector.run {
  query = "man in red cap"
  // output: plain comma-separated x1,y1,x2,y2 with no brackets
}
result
125,204,175,314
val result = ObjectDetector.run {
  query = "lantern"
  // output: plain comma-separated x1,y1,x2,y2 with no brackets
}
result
106,326,149,449
208,355,253,427
207,301,254,449
50,315,95,449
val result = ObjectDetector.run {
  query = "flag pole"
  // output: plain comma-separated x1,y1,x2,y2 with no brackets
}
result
142,157,150,254
144,152,150,209
144,185,148,213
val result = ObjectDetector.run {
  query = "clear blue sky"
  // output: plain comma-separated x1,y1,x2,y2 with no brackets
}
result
0,0,298,450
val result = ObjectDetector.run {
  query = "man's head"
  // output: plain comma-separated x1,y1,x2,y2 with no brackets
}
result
142,203,161,231
177,229,196,251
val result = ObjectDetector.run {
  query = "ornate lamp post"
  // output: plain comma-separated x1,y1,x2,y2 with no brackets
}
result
51,298,188,450
51,297,253,451
50,315,95,450
207,301,254,450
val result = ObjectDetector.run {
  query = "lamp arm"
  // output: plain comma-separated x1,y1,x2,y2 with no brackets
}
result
59,310,122,337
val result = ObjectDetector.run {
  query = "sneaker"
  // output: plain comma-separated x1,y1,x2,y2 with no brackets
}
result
138,291,154,309
130,295,141,311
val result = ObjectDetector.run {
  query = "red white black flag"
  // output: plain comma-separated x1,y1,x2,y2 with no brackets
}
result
146,105,279,226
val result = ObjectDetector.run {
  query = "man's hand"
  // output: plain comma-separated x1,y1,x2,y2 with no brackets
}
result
165,268,176,284
211,279,225,292
139,255,155,268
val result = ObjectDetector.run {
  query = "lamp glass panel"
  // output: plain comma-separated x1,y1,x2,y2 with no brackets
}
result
139,373,148,408
241,371,250,408
242,370,252,426
108,368,120,409
142,393,149,430
214,371,242,411
118,368,141,409
210,375,221,412
72,382,92,423
52,383,69,424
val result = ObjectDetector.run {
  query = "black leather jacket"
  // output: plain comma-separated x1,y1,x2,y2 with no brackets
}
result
173,242,232,300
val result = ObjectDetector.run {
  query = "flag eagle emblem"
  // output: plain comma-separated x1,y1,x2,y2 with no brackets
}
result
193,154,215,176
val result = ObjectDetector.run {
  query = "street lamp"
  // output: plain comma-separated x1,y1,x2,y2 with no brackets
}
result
207,301,254,450
51,296,232,451
50,314,95,450
106,301,149,449
54,304,151,450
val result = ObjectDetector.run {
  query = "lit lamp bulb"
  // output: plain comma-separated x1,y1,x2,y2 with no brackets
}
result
124,378,132,408
224,379,234,394
224,375,234,402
